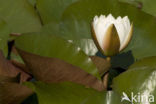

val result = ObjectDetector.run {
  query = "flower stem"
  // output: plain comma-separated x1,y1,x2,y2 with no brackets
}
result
103,72,109,90
103,57,111,90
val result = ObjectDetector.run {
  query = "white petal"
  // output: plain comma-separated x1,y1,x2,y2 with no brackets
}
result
114,16,126,47
106,14,115,21
123,16,130,30
119,24,132,51
93,16,99,26
92,14,132,51
119,16,131,50
93,15,112,49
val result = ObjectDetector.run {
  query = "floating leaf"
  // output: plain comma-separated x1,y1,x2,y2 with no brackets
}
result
0,74,33,104
0,82,33,104
119,0,156,17
17,50,104,91
25,82,121,104
36,0,79,24
129,56,156,70
0,0,42,33
15,33,101,79
28,0,36,6
0,19,10,56
0,50,31,82
113,57,156,104
41,23,98,56
73,39,98,56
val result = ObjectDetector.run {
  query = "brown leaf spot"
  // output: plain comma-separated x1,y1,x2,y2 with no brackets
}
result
17,49,105,91
0,50,32,82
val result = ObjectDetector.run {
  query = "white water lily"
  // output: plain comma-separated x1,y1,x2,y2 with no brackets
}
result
92,14,133,56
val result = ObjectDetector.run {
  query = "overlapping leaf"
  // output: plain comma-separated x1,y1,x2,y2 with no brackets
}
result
15,33,101,79
16,50,104,91
129,56,156,70
119,0,156,17
25,82,121,104
113,57,156,104
36,0,79,24
0,82,33,104
0,73,33,104
0,50,31,82
68,39,98,56
0,19,9,56
41,23,98,56
0,0,41,33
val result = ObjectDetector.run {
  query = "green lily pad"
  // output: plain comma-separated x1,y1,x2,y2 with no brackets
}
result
69,39,98,56
25,82,121,104
36,0,79,24
28,0,36,6
40,22,61,36
119,0,156,17
61,0,156,60
41,22,98,56
0,19,10,56
15,33,100,79
113,57,156,104
0,0,41,33
59,19,91,39
129,56,156,70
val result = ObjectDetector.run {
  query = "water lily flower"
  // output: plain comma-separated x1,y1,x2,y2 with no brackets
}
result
92,14,133,56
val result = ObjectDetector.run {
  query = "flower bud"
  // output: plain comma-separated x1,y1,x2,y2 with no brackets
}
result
91,14,133,56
